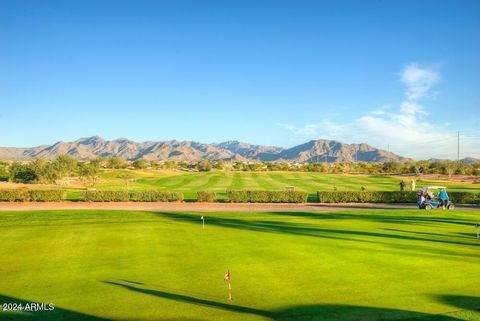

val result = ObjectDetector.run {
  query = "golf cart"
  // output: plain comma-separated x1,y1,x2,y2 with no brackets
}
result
417,186,455,210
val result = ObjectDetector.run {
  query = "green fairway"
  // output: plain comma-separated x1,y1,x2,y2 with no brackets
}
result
82,170,480,201
0,209,479,321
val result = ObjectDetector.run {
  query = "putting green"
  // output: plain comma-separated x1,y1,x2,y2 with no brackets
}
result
0,209,479,320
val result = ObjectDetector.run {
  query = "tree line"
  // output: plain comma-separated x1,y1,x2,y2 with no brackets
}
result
0,156,478,186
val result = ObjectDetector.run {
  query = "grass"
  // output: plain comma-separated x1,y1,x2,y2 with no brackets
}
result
75,170,480,201
0,209,479,320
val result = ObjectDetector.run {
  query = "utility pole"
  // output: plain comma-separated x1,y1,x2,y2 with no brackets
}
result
457,131,460,162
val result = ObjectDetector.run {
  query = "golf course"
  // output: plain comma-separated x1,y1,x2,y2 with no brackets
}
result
1,209,479,321
77,170,480,201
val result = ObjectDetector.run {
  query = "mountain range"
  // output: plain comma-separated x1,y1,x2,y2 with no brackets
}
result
0,136,412,163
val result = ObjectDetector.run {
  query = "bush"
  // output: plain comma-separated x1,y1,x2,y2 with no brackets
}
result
81,190,184,202
226,190,308,203
129,190,184,202
9,162,38,183
317,191,417,203
129,190,169,202
170,192,184,202
29,190,66,202
82,190,130,202
0,189,66,202
106,157,127,169
317,191,480,204
197,160,212,172
0,163,8,181
0,189,30,202
132,159,149,169
448,192,480,204
197,191,217,202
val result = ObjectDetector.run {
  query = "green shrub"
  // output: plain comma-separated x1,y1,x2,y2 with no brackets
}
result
317,191,417,203
0,189,66,202
0,189,30,202
81,190,184,202
226,190,308,203
29,190,66,202
81,190,130,202
317,191,480,204
448,192,480,204
197,191,217,202
170,192,184,202
197,160,212,172
129,190,169,202
129,190,183,202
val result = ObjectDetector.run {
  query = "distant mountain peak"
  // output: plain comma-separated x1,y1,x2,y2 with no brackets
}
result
76,136,105,144
0,136,411,162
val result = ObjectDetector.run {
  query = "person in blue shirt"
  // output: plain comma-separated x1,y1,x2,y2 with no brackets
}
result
438,188,448,209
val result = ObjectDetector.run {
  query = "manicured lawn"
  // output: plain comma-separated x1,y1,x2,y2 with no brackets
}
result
82,170,480,201
0,209,479,320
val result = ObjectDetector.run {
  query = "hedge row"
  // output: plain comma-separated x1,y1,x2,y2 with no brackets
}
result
448,192,480,204
130,190,184,202
317,191,416,203
197,191,217,202
0,189,66,202
1,189,478,204
29,190,68,202
317,191,480,204
81,190,184,202
226,190,308,203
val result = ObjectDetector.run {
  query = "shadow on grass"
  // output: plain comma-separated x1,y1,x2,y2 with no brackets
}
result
149,211,480,261
307,193,318,202
266,211,478,227
1,288,476,321
152,212,479,248
381,228,475,240
102,280,474,321
434,294,480,311
102,281,273,318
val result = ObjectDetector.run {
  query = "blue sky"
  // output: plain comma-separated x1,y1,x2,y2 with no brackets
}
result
1,0,479,159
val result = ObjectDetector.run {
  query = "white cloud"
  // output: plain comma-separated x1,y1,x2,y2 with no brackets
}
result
400,101,428,115
366,104,392,116
400,63,439,100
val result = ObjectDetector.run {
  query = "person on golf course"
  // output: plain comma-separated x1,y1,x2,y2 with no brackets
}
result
438,188,448,209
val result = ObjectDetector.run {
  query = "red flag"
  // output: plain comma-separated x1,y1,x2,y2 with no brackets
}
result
224,270,231,283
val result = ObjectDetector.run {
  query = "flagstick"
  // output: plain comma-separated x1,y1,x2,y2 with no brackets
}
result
228,282,232,300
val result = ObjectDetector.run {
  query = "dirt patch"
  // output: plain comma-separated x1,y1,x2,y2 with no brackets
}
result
0,182,60,190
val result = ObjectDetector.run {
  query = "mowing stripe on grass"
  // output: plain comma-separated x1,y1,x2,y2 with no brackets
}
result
229,172,245,190
250,173,284,190
195,174,223,190
165,174,199,190
180,173,216,189
266,173,311,191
